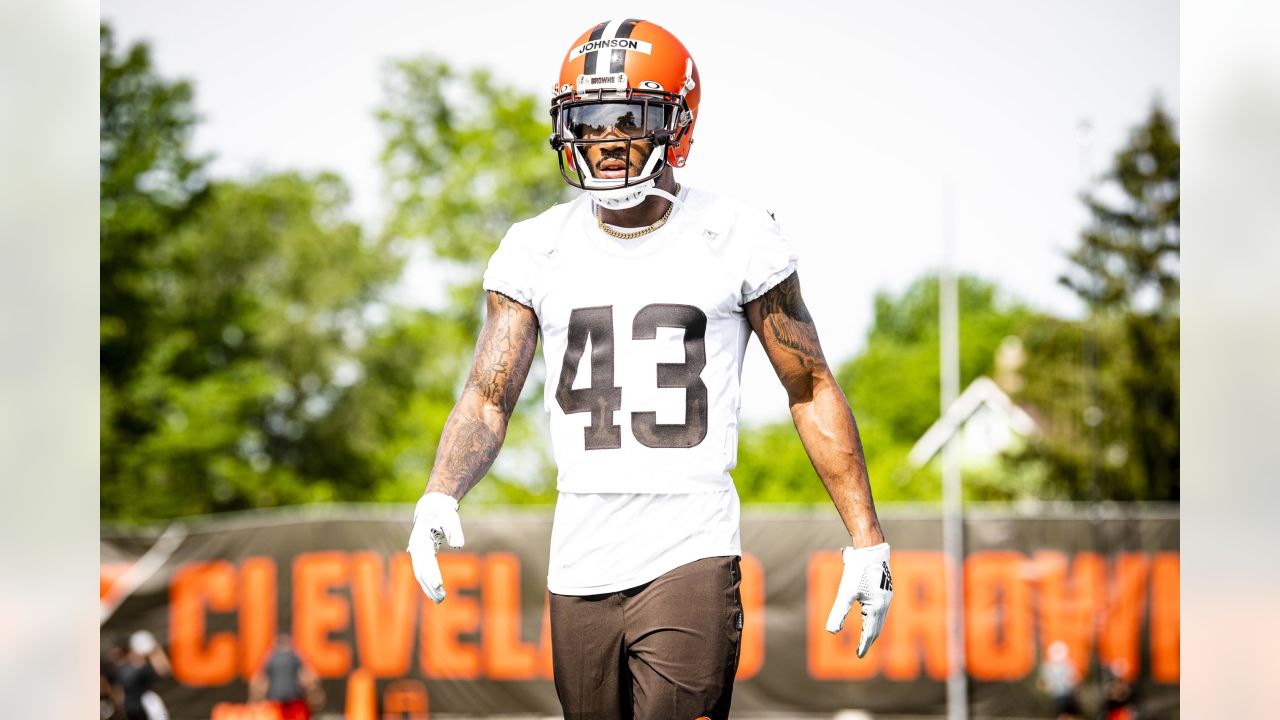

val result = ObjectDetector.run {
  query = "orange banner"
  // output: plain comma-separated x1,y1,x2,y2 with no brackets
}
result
102,507,1179,718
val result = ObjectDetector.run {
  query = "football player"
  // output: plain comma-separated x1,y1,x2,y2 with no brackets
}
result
408,19,893,720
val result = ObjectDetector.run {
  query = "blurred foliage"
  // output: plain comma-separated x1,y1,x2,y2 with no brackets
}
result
375,57,569,505
100,28,564,520
377,58,570,328
100,25,1179,519
738,106,1179,506
738,106,1179,505
100,25,208,383
101,162,407,516
735,275,1040,504
1011,103,1180,501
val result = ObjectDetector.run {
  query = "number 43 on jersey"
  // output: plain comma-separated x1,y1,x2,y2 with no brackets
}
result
555,303,709,451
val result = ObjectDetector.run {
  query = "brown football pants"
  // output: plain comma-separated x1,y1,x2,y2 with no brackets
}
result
549,556,743,720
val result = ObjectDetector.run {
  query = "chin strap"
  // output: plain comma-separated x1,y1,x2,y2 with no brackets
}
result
592,183,685,217
589,179,656,210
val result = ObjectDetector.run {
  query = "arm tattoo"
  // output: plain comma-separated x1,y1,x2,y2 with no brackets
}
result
464,292,539,417
757,272,825,369
430,417,501,498
427,291,538,500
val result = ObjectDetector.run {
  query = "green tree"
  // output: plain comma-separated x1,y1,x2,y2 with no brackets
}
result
101,36,573,519
100,23,207,384
101,27,428,519
735,274,1038,504
101,172,409,519
1014,102,1180,501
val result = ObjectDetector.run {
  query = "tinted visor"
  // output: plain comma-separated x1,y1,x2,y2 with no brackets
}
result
565,102,668,140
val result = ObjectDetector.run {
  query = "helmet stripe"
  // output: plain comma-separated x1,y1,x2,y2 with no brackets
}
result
581,21,608,76
588,18,625,75
609,18,641,74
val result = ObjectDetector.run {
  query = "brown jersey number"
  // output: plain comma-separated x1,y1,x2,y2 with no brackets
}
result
555,303,708,450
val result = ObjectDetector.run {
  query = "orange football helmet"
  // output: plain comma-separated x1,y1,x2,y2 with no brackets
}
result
549,19,701,209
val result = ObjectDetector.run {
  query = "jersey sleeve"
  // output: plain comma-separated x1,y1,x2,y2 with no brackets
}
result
740,208,799,304
482,222,537,308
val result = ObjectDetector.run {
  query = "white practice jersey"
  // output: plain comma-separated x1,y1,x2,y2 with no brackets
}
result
482,185,797,594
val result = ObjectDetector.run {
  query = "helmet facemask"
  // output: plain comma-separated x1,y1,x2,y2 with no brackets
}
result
550,75,692,210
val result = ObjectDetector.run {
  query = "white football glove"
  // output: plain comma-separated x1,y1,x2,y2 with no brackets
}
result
407,492,465,603
825,542,894,657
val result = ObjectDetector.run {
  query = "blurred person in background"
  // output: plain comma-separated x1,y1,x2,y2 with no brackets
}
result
101,635,129,719
406,18,892,720
1037,640,1083,719
249,634,325,720
1101,659,1139,720
117,630,171,720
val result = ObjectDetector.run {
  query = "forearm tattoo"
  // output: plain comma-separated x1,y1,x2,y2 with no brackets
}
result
427,292,538,499
756,272,825,370
429,417,501,498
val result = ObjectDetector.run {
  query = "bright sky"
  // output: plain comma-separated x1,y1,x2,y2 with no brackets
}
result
102,0,1178,423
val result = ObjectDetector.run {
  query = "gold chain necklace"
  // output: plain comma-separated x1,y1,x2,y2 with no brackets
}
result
595,184,681,240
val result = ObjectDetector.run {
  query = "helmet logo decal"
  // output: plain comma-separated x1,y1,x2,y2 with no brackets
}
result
639,80,664,91
576,73,628,92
